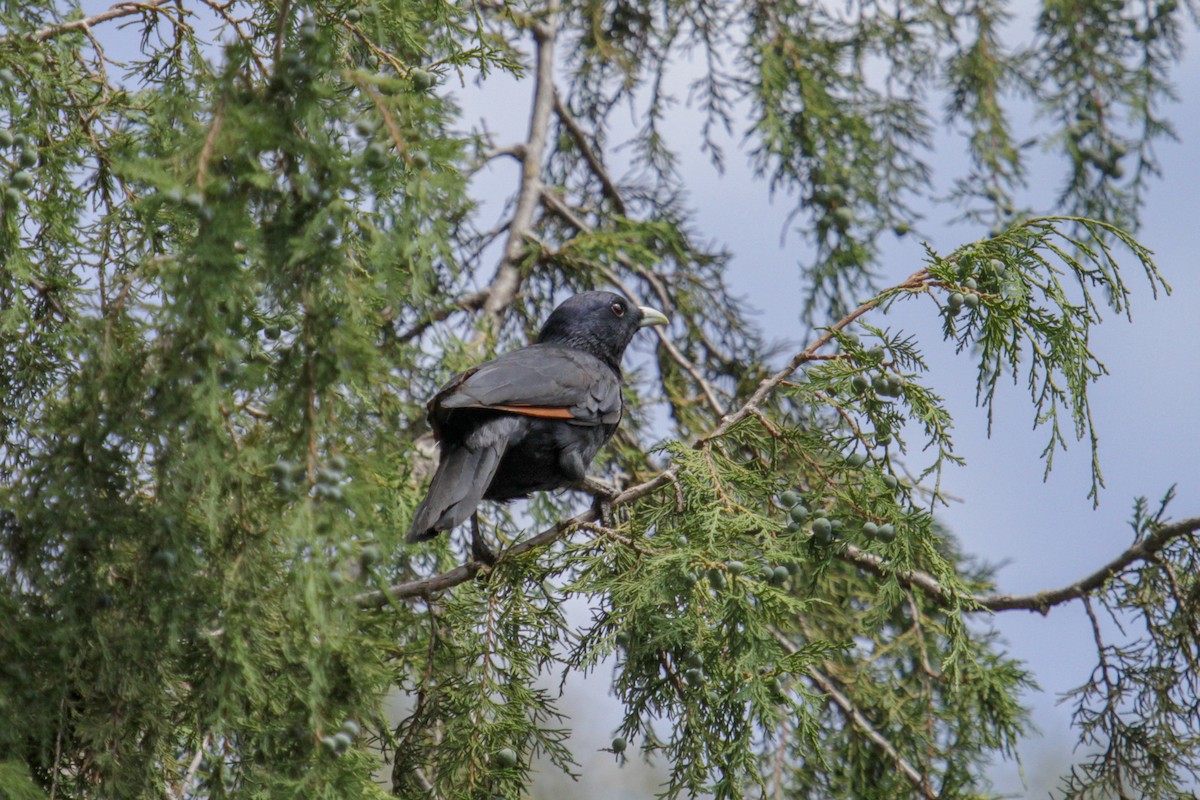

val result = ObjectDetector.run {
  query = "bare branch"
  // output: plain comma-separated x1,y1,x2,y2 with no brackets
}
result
31,0,173,41
477,1,561,336
392,290,489,343
977,515,1200,612
836,515,1200,614
478,143,527,166
552,89,626,215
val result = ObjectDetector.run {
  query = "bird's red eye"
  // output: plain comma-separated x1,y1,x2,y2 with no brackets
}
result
611,302,625,317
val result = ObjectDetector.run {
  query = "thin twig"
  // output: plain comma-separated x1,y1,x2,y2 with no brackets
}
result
366,275,937,606
696,268,931,446
1082,595,1130,799
394,290,490,343
196,98,226,190
477,143,527,167
578,521,650,555
198,0,269,75
31,0,172,40
349,73,409,159
341,19,409,76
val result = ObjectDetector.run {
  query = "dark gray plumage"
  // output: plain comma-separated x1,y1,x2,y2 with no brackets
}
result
406,291,668,543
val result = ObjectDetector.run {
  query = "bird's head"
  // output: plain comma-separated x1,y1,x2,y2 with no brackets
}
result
536,291,669,370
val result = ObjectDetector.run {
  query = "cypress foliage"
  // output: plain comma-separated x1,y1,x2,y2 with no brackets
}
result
0,2,1193,799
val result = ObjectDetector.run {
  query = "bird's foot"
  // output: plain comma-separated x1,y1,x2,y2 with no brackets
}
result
593,495,614,527
470,515,498,567
577,477,619,526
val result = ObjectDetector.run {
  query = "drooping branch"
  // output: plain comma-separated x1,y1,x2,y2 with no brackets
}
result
808,667,938,799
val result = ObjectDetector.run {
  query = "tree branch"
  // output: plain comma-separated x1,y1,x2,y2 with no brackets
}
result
769,629,937,799
836,542,953,607
975,515,1200,612
196,98,226,190
477,143,527,167
808,665,938,799
551,89,626,216
365,278,922,607
374,251,1197,629
836,515,1200,614
476,0,561,336
31,0,173,41
391,290,490,343
695,268,932,445
356,471,676,608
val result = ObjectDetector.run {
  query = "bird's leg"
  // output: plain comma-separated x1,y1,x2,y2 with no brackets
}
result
576,476,619,527
470,513,497,566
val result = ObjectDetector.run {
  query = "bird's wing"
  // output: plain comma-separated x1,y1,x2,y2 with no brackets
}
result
432,344,621,430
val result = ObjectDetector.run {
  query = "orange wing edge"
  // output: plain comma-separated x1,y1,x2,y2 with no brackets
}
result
491,404,576,420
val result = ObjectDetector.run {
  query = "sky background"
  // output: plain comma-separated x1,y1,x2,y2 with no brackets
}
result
453,10,1200,798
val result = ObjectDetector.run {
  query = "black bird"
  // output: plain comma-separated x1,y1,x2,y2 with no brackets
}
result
406,291,669,548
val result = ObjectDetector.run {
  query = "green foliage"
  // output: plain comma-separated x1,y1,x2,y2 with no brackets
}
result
921,217,1166,500
0,2,1194,800
0,760,46,800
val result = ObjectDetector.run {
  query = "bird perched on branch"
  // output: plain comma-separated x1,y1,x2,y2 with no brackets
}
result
406,291,669,557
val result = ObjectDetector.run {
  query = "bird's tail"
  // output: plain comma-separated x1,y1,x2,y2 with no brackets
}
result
406,442,504,543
